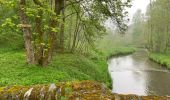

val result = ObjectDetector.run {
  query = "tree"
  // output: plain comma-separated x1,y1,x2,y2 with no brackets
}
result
17,0,131,66
131,9,145,47
19,0,64,66
146,0,170,52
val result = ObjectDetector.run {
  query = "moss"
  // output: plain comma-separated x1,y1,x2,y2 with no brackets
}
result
0,81,169,99
0,87,5,93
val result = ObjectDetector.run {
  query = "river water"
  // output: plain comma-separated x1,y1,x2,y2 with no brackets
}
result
108,50,170,96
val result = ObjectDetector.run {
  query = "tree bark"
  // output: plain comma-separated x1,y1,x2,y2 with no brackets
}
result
19,0,35,64
45,0,62,65
19,0,65,66
59,0,65,53
35,8,44,65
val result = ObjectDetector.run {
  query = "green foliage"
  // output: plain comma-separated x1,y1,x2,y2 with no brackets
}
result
0,0,23,49
145,0,170,52
0,0,134,89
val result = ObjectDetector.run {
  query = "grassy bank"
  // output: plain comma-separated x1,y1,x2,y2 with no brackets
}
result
0,47,135,88
101,47,136,58
0,49,111,87
149,53,170,69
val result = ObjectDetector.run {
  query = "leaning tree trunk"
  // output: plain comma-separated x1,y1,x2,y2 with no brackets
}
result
19,0,35,64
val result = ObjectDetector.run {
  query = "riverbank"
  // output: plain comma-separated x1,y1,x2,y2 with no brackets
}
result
102,47,136,58
149,53,170,69
0,47,135,88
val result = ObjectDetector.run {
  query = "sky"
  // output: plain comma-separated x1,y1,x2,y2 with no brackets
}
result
105,0,150,29
128,0,150,21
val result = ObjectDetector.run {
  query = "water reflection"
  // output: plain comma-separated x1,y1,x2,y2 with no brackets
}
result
108,51,170,96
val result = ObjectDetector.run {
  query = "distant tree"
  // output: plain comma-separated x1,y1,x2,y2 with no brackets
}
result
131,9,145,47
146,0,170,52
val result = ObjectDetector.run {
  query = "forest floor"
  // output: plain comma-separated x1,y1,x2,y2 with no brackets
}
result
149,53,170,69
0,47,135,87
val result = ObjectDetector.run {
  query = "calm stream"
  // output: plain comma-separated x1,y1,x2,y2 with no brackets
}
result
108,50,170,96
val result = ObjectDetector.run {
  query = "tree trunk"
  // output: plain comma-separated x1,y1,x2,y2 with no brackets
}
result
71,15,80,52
19,0,63,66
35,8,44,65
45,0,62,65
19,0,35,64
164,26,169,52
67,15,73,51
59,0,65,53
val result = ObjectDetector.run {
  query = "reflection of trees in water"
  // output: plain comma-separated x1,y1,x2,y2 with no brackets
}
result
109,51,170,96
131,51,148,65
146,72,170,96
132,52,170,95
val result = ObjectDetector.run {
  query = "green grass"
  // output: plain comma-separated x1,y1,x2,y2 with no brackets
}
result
0,46,135,88
0,49,111,87
149,53,170,69
101,47,136,58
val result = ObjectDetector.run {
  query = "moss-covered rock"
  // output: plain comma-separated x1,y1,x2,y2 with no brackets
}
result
0,81,169,100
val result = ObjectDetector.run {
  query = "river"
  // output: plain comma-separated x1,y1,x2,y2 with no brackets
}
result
108,50,170,96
